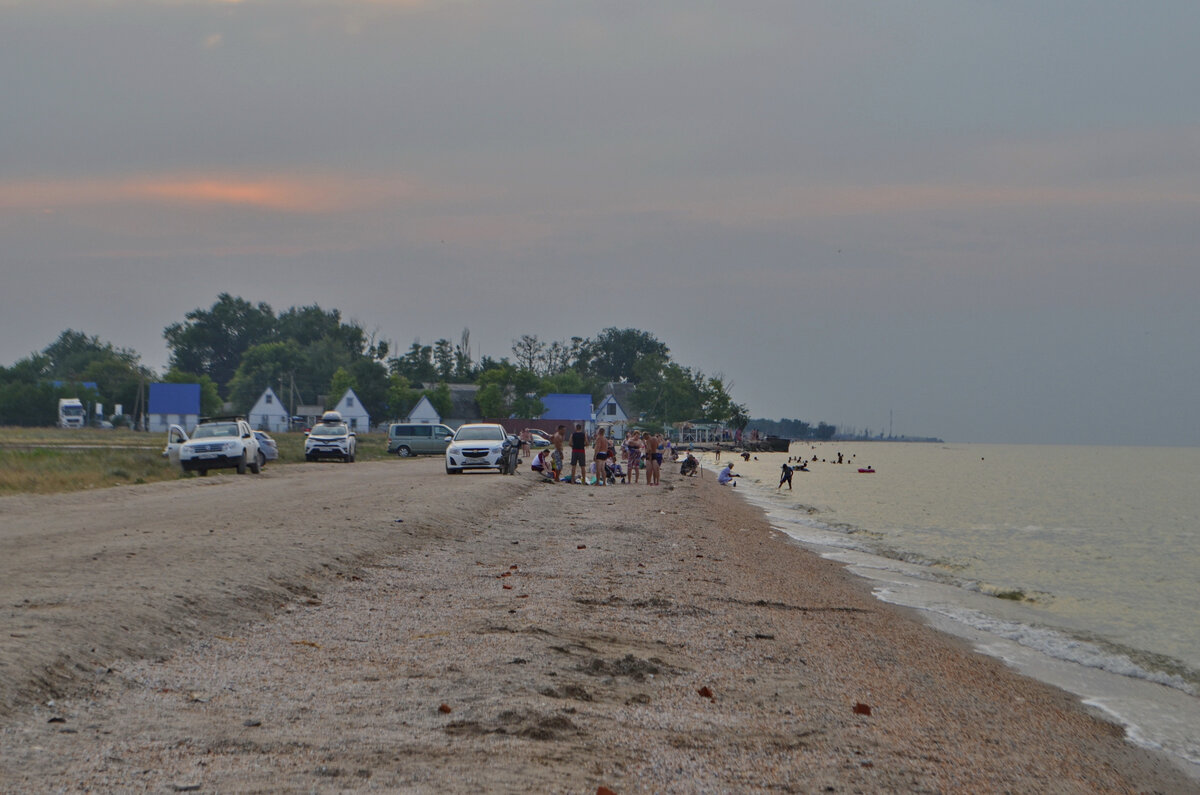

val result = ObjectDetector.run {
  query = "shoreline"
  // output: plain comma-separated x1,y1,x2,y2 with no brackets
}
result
0,460,1194,791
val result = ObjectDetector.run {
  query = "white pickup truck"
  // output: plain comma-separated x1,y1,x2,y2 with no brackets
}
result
166,416,263,476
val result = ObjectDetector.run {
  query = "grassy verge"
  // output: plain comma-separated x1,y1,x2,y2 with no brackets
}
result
0,427,399,495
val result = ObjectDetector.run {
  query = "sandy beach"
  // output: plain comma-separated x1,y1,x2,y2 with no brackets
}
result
0,458,1193,793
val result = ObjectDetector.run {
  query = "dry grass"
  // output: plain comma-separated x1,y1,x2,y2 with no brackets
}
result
0,427,398,495
0,446,178,494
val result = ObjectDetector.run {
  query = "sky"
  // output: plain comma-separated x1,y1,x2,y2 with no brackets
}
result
2,1,1197,446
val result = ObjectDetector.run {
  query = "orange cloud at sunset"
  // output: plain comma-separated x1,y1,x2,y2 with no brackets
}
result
0,172,437,214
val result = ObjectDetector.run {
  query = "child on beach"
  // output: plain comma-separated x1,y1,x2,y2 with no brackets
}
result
778,462,793,490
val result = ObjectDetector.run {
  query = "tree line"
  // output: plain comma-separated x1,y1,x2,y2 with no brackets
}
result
0,294,751,430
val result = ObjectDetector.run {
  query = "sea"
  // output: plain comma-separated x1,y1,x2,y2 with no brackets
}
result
709,441,1200,780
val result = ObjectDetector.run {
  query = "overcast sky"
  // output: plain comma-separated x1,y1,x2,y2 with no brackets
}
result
2,1,1197,445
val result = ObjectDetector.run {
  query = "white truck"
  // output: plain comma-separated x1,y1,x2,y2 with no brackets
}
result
58,398,86,429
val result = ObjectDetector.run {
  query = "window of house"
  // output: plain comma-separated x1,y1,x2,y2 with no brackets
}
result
607,403,617,415
347,397,354,406
265,394,272,404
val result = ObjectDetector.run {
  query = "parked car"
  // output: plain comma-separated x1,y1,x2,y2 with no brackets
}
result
176,416,263,476
524,429,552,448
445,423,518,474
305,416,356,463
387,423,455,457
254,431,279,462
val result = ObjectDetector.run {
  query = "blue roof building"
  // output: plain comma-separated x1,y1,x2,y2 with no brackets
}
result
540,393,594,425
148,383,202,433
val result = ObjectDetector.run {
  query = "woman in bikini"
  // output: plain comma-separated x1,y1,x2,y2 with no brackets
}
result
648,432,664,486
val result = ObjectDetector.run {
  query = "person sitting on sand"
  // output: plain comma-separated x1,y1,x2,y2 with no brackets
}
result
680,453,699,477
531,450,554,481
717,462,738,486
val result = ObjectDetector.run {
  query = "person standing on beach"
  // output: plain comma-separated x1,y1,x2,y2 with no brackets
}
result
626,431,643,485
593,428,610,486
551,425,566,483
569,423,587,484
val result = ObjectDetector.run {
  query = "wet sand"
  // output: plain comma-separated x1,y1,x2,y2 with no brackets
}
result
0,459,1193,792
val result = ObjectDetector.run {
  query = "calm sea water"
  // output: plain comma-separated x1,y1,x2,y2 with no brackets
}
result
712,442,1200,778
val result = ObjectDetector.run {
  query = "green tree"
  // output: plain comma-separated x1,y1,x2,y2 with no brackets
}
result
422,382,453,418
164,294,276,393
540,368,592,397
344,358,390,422
227,341,304,414
632,361,704,425
328,367,358,408
700,375,747,427
476,382,506,418
391,341,436,384
433,339,455,381
41,329,153,411
387,374,420,419
454,329,476,381
512,334,544,373
582,328,669,382
0,381,58,426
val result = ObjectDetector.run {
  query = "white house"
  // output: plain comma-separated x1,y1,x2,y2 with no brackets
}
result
248,387,289,432
405,395,442,424
332,388,371,432
595,389,632,438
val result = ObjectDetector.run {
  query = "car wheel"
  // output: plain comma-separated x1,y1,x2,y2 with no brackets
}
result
251,452,264,474
397,445,413,457
237,452,248,474
198,468,208,477
446,465,459,474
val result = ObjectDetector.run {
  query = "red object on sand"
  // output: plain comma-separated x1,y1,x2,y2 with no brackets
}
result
858,467,875,473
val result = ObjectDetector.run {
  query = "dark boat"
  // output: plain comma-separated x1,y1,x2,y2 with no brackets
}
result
763,436,791,453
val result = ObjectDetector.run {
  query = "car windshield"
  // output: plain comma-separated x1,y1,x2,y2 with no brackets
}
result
310,423,348,437
455,426,505,442
192,423,239,438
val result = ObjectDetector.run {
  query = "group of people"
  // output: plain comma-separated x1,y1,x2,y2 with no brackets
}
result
528,425,669,486
529,429,808,493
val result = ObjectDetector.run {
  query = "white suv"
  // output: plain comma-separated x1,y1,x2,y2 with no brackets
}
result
305,411,357,463
177,416,263,476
